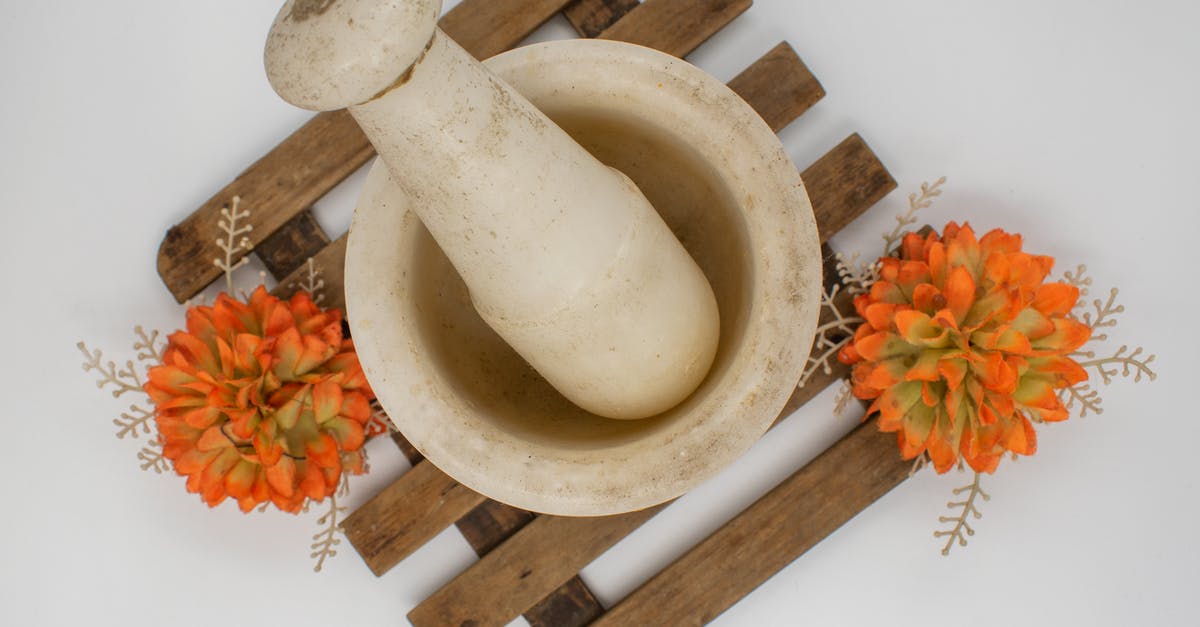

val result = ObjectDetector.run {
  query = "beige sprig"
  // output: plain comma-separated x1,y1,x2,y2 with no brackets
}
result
882,176,944,256
213,196,254,293
797,283,863,389
935,471,989,556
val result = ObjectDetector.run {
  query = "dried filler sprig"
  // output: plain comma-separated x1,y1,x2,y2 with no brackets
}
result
797,284,863,389
213,195,254,292
291,257,327,305
881,176,944,257
309,475,350,573
935,472,989,555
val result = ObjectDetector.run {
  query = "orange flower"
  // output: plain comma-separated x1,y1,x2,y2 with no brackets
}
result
837,223,1091,473
144,287,375,512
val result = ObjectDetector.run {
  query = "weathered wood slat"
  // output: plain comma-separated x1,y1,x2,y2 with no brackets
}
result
728,42,823,133
159,110,372,302
524,576,606,627
593,419,909,625
563,0,640,37
405,136,896,626
254,209,331,281
341,41,827,576
808,134,896,244
341,461,488,576
409,506,666,627
390,431,424,465
599,0,752,57
272,230,348,312
440,0,573,60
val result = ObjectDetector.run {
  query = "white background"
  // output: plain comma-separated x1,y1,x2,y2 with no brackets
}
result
2,1,1196,625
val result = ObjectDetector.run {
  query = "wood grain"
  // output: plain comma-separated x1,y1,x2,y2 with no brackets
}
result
524,576,606,627
405,135,895,627
341,460,488,577
454,499,537,557
254,209,330,281
390,430,424,465
409,506,666,627
593,419,909,625
158,110,371,302
271,231,348,313
728,42,824,133
563,0,640,37
440,0,573,60
805,133,895,243
599,0,752,57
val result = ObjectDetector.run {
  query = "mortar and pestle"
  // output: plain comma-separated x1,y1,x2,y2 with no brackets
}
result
265,0,821,516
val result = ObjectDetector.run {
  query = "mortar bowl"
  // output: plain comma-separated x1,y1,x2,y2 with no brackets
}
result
345,40,822,516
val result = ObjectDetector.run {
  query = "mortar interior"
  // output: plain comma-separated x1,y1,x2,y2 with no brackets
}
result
410,108,754,451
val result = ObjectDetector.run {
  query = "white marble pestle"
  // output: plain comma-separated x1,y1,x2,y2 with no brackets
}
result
264,0,720,420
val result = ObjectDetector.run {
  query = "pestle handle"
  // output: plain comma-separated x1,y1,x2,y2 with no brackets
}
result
264,0,720,420
265,0,442,111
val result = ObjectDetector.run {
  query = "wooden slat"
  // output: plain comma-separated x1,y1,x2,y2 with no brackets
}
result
254,209,330,280
390,431,424,464
455,500,537,556
807,134,895,243
271,231,348,313
728,42,824,133
406,135,896,627
440,0,573,60
340,39,827,573
409,506,666,627
157,0,570,303
158,111,371,302
563,0,640,37
525,577,606,627
598,0,752,57
342,461,488,577
593,419,909,625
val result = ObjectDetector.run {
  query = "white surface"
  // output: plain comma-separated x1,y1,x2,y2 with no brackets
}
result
0,1,1195,625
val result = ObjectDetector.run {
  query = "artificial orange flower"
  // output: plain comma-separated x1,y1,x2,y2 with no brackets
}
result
144,287,375,513
837,223,1091,473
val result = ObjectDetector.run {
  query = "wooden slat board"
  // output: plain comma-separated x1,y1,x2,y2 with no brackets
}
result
439,0,573,60
158,109,370,302
162,0,909,624
563,0,641,37
598,0,751,56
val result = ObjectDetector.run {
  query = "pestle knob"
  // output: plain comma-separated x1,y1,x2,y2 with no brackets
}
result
265,0,720,420
265,0,441,111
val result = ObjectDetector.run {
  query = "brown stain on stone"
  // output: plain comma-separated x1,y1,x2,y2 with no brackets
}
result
364,35,436,103
289,0,337,22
